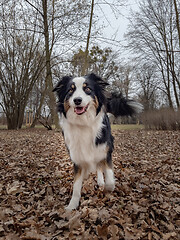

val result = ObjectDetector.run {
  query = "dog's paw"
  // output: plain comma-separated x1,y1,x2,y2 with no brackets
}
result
65,198,79,211
65,204,78,212
65,205,76,212
97,170,105,187
104,183,115,192
97,178,105,187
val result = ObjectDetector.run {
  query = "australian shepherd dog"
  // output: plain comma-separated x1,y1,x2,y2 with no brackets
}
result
53,73,142,211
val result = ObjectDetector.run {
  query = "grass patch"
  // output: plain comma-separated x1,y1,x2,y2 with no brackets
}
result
142,108,180,130
111,124,144,130
0,125,7,129
0,124,55,130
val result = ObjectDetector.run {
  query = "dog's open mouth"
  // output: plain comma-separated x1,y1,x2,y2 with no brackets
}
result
74,104,89,115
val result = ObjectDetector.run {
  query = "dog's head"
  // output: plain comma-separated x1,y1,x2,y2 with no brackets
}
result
53,73,108,120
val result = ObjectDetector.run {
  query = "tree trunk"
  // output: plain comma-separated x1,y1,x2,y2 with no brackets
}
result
42,0,60,129
173,0,180,48
6,107,25,130
30,85,47,128
17,106,26,129
82,0,94,75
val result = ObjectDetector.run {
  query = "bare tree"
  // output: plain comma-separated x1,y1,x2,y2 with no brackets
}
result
70,45,136,99
70,45,120,82
0,1,45,129
125,0,180,109
134,63,159,110
24,0,91,128
82,0,95,75
41,0,59,129
173,0,180,48
81,0,126,75
110,64,134,98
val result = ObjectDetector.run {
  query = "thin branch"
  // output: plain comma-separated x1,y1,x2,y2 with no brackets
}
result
0,27,44,34
82,0,94,75
24,0,44,17
159,50,180,52
50,0,55,56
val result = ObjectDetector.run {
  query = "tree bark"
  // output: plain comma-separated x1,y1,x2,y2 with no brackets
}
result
42,0,60,129
30,89,46,128
82,0,94,75
173,0,180,49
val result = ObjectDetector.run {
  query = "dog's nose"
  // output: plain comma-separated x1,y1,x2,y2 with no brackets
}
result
73,97,82,105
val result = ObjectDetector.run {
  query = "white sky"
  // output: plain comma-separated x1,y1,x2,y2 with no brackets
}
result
95,0,139,49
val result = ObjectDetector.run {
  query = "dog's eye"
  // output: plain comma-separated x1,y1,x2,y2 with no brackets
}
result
85,87,91,94
68,89,73,94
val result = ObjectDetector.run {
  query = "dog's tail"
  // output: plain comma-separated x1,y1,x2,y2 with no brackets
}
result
107,92,143,117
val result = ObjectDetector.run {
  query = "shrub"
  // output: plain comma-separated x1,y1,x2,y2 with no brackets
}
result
142,108,180,130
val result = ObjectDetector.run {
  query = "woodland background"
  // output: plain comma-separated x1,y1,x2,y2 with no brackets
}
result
0,0,179,130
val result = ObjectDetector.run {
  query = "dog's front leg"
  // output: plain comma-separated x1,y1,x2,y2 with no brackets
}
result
97,162,105,187
65,165,84,211
104,157,115,192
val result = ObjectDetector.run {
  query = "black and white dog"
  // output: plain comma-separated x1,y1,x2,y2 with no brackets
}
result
53,73,142,211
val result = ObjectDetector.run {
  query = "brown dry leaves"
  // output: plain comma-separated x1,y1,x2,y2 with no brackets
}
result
0,129,179,240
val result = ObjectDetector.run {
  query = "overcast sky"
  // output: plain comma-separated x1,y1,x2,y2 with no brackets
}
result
95,0,139,50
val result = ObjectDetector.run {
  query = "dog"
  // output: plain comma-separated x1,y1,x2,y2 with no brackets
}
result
53,73,142,210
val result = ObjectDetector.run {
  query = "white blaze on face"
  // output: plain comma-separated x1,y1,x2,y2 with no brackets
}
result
68,77,92,114
65,77,97,125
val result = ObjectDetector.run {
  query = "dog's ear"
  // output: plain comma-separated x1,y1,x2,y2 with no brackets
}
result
87,73,109,89
53,76,72,117
53,76,72,92
86,73,109,115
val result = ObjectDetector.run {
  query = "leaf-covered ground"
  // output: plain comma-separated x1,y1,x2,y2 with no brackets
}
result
0,129,179,240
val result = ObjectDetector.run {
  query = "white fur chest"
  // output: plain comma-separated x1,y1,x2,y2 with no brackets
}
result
60,112,107,172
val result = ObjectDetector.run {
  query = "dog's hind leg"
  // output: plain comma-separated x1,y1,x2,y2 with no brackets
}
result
65,164,84,211
97,160,115,192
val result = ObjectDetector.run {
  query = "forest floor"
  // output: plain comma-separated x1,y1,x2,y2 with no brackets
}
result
0,128,179,240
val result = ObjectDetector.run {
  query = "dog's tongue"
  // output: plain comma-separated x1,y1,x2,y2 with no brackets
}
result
74,106,86,115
